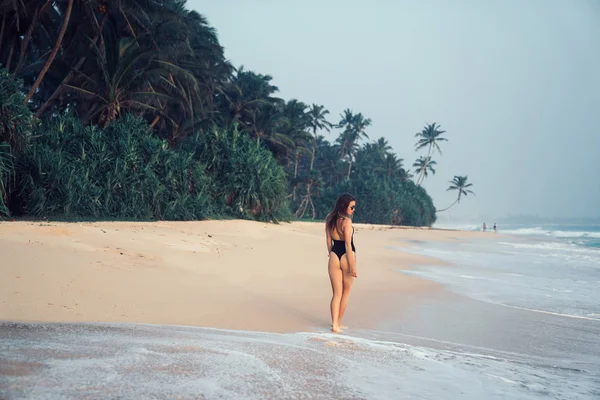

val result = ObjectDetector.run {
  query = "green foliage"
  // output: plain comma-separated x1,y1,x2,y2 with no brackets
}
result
314,177,436,227
0,69,33,150
0,69,34,217
0,143,13,217
16,114,215,220
181,125,292,222
2,1,457,225
14,115,291,222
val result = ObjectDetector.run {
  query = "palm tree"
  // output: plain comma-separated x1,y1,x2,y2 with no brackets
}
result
314,135,344,186
218,66,283,134
413,156,437,185
33,0,182,118
336,109,371,179
414,122,447,184
353,137,398,180
437,175,475,212
64,36,186,127
373,137,392,155
247,102,290,152
383,153,404,180
281,100,313,203
307,104,332,171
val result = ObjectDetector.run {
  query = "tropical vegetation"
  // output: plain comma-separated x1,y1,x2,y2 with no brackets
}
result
0,0,473,225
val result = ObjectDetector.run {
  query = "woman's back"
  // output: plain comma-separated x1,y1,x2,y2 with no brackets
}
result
330,218,350,241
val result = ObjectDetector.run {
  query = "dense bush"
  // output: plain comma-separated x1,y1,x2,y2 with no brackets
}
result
0,143,13,217
0,69,33,151
314,177,436,226
181,125,292,222
0,69,34,217
15,114,215,220
13,114,291,222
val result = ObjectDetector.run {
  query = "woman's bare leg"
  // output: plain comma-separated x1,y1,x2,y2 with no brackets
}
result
338,252,355,328
328,253,343,333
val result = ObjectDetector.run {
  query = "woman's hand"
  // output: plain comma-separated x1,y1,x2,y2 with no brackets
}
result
350,266,358,278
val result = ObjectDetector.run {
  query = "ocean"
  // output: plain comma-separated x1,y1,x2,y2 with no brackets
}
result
404,223,600,319
1,223,599,399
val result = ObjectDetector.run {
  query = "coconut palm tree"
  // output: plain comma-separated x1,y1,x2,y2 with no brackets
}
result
383,153,405,180
279,99,312,203
437,175,474,212
413,156,437,185
307,104,332,171
63,36,188,128
336,109,371,179
414,122,446,184
373,137,392,156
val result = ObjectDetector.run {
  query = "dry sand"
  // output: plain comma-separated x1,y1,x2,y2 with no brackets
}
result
0,220,489,333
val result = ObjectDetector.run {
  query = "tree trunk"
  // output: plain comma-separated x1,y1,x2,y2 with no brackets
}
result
295,196,307,218
346,160,352,180
309,138,316,171
147,115,161,132
0,14,6,55
309,130,317,171
35,15,106,117
292,149,299,201
417,144,433,185
24,0,74,104
307,183,316,219
14,7,40,74
436,198,459,213
417,166,427,186
15,1,52,74
5,39,14,72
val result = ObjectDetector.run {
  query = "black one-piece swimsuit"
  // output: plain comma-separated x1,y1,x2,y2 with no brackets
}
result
331,227,355,260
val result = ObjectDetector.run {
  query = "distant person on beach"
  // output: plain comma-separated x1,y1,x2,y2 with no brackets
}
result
483,222,487,231
493,223,497,232
325,193,357,333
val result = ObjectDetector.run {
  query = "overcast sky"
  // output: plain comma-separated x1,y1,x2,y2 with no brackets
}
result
190,0,600,221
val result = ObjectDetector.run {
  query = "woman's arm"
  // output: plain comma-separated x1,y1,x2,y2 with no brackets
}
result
343,219,357,277
325,225,332,256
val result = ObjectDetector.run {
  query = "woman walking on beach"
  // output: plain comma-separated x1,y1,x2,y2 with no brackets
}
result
325,194,358,333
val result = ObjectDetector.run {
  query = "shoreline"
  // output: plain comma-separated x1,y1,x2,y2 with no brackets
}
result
0,220,490,333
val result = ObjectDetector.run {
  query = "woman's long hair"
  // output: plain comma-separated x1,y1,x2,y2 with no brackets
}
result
325,193,355,235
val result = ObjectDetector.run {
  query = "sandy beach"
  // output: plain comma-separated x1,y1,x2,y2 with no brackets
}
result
0,220,487,332
3,220,600,399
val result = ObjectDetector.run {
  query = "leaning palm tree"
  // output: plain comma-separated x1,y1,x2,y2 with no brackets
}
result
437,175,474,212
413,156,437,185
414,122,446,184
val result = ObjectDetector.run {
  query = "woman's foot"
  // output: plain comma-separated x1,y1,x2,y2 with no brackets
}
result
331,324,348,330
332,325,342,333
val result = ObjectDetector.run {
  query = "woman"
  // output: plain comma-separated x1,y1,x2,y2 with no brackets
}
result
325,193,357,333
